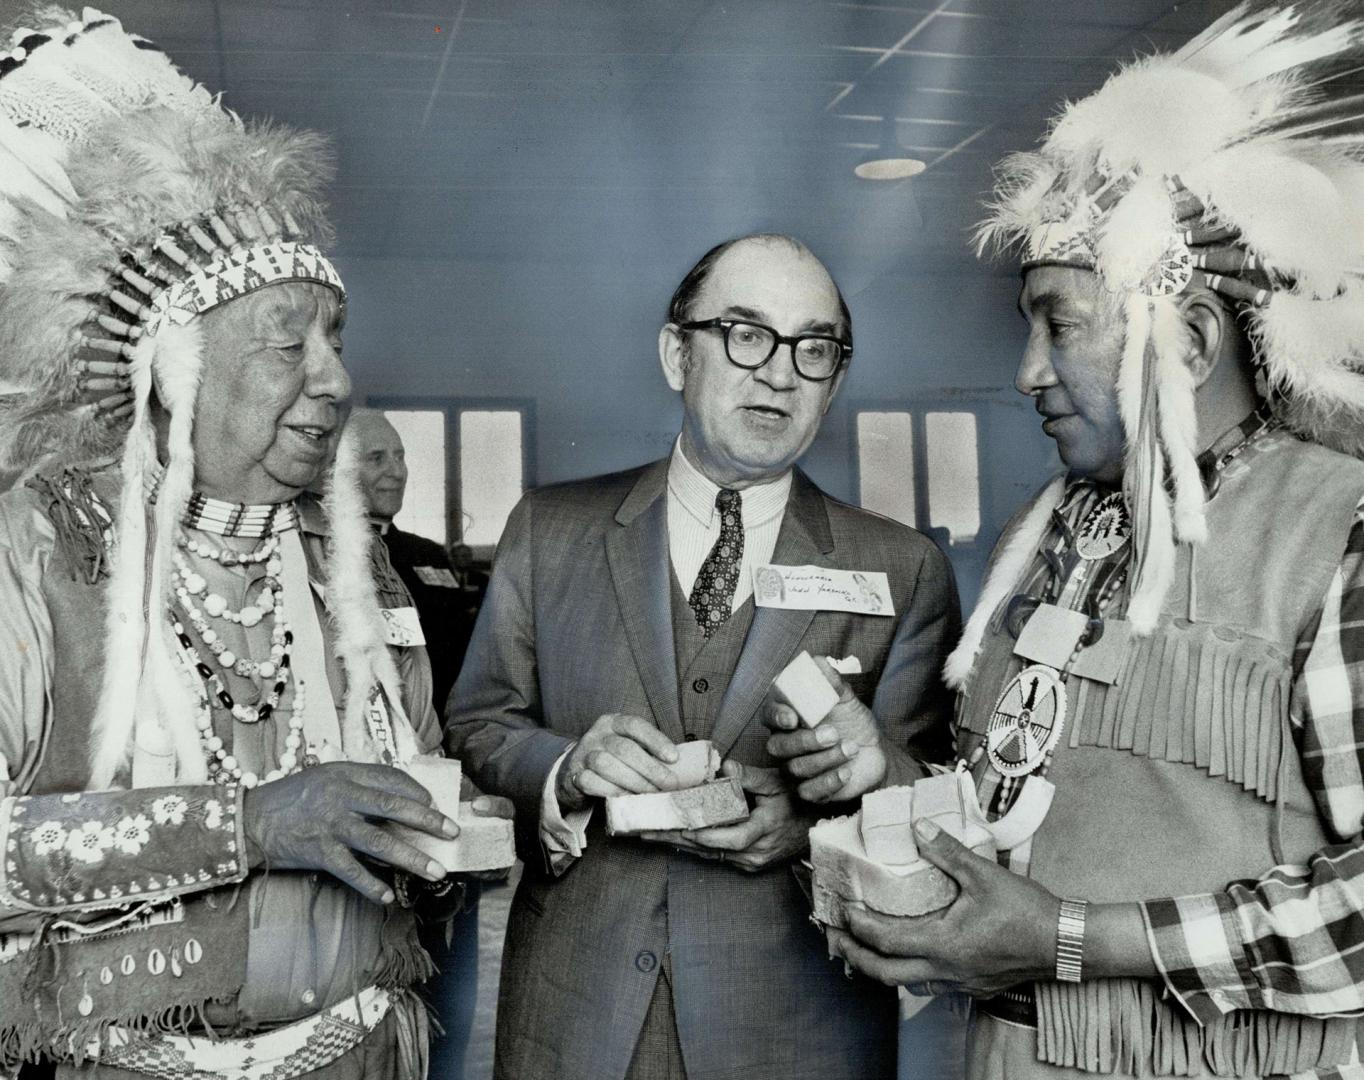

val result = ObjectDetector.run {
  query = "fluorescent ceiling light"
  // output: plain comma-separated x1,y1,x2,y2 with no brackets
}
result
854,157,926,180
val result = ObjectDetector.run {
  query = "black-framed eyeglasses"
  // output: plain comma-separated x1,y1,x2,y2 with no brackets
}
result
676,318,851,382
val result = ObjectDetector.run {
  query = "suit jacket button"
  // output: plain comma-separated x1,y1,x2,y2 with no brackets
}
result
635,950,658,973
692,677,709,693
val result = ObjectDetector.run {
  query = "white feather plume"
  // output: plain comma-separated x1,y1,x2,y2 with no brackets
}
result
1151,297,1207,543
944,475,1066,690
88,334,156,790
1096,176,1177,292
87,320,204,789
1184,142,1358,298
1048,60,1260,180
1183,4,1363,88
323,429,420,762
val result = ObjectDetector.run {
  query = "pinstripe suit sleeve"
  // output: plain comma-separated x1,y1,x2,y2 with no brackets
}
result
444,494,574,833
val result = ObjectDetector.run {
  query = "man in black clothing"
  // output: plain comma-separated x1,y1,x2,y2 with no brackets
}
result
351,408,481,711
348,407,485,1079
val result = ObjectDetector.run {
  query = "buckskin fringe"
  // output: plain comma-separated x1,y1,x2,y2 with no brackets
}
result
958,621,1291,803
1035,977,1355,1076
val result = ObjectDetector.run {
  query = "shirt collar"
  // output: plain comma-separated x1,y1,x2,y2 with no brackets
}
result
667,436,792,529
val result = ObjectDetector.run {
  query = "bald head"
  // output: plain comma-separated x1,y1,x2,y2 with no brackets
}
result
347,408,408,520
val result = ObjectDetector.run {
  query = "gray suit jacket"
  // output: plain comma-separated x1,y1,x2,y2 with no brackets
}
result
447,458,959,1080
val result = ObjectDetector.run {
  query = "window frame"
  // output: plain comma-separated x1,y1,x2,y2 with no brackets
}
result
848,396,990,547
365,395,537,554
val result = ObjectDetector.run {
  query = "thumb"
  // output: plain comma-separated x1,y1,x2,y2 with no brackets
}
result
912,818,974,880
721,759,785,797
811,655,854,703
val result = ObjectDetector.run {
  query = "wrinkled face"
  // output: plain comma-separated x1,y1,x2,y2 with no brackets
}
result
661,239,848,488
191,281,350,503
1016,265,1127,483
350,413,408,520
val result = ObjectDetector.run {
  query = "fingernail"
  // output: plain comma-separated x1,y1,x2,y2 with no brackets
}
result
381,889,395,905
837,767,851,783
442,817,459,838
841,740,858,758
816,726,838,746
471,797,490,814
426,860,446,880
915,819,940,840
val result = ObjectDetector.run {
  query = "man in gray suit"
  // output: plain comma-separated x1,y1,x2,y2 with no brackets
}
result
447,233,959,1080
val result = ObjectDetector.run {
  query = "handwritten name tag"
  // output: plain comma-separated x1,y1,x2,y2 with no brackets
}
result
413,565,459,588
381,606,427,647
752,564,895,616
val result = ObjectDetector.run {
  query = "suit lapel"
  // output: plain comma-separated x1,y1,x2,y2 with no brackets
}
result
605,461,685,743
712,471,834,756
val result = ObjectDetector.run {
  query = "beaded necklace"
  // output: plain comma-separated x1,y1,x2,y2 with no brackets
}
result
165,489,310,787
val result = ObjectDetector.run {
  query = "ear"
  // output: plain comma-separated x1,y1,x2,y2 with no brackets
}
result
1178,291,1228,389
659,323,688,392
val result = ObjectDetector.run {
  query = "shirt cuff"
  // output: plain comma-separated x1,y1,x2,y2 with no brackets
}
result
1141,892,1262,1024
540,747,593,876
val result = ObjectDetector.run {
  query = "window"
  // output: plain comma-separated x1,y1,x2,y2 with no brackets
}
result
854,406,980,544
382,409,446,543
459,411,524,548
857,412,916,528
366,397,535,551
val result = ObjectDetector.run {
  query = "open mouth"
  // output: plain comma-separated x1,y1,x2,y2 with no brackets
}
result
289,425,330,442
742,405,790,420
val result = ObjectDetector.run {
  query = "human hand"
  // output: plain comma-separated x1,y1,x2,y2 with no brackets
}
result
242,762,458,904
826,819,1059,996
763,657,887,802
468,794,515,819
641,761,811,872
555,713,681,813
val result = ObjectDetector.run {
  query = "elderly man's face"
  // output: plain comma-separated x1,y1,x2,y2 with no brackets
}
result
1016,265,1127,483
191,281,349,503
662,239,847,488
352,414,408,520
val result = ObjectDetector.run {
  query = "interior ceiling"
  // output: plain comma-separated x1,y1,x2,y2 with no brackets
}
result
8,0,1246,279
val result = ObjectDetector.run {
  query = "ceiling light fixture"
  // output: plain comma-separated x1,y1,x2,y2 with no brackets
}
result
854,157,926,180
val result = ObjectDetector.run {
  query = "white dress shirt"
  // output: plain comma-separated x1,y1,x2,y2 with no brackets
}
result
539,440,795,870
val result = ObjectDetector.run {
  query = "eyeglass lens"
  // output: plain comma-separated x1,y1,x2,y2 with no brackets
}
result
725,322,841,378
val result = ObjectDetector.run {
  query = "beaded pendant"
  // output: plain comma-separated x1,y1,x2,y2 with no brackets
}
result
1074,491,1131,560
986,664,1067,777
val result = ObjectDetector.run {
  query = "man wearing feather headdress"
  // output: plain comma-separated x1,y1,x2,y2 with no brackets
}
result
765,3,1364,1076
0,9,504,1078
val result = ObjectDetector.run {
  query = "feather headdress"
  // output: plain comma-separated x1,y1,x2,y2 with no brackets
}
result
963,1,1364,675
0,7,407,788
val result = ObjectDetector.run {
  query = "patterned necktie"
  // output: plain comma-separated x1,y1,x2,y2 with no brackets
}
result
688,488,744,637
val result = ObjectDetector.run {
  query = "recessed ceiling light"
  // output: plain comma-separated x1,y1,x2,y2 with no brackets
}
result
854,157,926,180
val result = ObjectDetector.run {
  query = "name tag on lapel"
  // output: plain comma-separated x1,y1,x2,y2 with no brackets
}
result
414,565,459,588
381,606,427,647
752,564,895,616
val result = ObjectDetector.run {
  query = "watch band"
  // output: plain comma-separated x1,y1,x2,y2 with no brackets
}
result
1055,898,1088,983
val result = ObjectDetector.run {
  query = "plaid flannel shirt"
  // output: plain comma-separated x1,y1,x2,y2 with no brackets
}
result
1141,508,1364,1034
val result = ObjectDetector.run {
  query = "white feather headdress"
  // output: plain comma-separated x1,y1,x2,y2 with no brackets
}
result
968,1,1364,659
0,8,404,788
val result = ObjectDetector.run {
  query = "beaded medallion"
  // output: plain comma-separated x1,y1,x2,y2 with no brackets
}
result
986,664,1068,777
1074,491,1130,560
